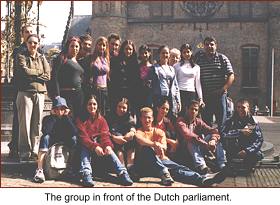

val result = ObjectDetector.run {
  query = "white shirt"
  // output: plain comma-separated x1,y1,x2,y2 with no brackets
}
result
174,61,203,99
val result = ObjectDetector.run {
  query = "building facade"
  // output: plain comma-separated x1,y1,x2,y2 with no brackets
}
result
76,1,280,114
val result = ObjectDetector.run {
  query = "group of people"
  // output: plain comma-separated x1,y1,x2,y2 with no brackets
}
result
8,24,264,187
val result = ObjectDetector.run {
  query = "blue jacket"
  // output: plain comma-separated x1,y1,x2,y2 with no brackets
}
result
221,113,263,155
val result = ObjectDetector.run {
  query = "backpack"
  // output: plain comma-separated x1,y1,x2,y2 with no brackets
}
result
43,143,71,179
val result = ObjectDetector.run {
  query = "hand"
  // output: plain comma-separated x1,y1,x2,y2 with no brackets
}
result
64,108,71,116
167,139,178,153
104,146,114,155
95,146,104,156
199,99,205,108
177,102,181,112
241,128,253,136
124,132,134,141
238,150,247,158
208,140,216,152
111,135,127,145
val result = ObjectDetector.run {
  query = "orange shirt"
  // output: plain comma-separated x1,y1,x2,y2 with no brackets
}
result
136,127,169,160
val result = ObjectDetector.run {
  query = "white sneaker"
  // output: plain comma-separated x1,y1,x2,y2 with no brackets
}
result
33,168,45,183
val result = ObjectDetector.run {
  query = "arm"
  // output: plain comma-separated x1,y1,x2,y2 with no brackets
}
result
98,117,114,149
195,65,203,102
76,118,101,151
17,54,44,77
244,124,264,154
37,55,51,82
176,118,208,147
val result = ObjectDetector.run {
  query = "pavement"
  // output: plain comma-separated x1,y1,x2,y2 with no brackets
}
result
1,116,280,188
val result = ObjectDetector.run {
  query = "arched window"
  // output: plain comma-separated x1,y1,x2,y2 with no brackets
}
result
241,45,259,87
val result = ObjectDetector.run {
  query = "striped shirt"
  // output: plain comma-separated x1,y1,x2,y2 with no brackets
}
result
195,51,233,94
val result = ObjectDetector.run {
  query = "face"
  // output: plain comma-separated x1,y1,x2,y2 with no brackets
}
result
116,102,128,117
157,102,169,117
82,40,92,53
182,48,192,61
204,40,217,55
97,40,107,55
124,44,134,58
160,47,170,64
236,102,250,118
53,107,66,117
169,53,180,65
187,104,200,120
27,36,39,55
141,111,153,129
87,98,98,116
109,38,120,56
139,50,151,62
23,26,33,42
68,40,80,58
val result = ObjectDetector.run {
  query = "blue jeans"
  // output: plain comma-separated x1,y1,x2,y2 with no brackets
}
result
187,134,226,169
135,147,204,185
203,92,227,131
39,134,77,152
80,144,127,175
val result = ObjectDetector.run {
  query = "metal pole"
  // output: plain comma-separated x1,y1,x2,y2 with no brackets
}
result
14,1,22,46
270,48,274,116
37,1,40,35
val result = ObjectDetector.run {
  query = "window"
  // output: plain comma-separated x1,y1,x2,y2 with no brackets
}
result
150,2,173,18
241,46,259,87
228,2,252,18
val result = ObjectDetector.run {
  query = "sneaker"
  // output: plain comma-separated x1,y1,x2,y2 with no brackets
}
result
160,172,174,186
196,164,209,175
119,171,133,186
201,170,226,186
82,172,95,187
33,168,45,183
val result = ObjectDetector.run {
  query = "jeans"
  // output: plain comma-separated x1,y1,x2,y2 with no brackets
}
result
202,92,227,131
39,134,77,152
80,145,127,175
187,134,226,169
135,147,204,185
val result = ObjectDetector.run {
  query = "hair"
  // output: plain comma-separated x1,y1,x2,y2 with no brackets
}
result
189,100,200,108
179,43,195,67
236,98,250,107
140,107,153,117
119,39,137,61
153,97,170,125
61,36,81,63
80,33,93,42
80,94,101,122
138,44,152,63
170,48,180,56
26,34,40,43
107,33,121,42
116,97,130,112
91,36,110,66
204,36,217,45
158,45,169,55
21,24,33,34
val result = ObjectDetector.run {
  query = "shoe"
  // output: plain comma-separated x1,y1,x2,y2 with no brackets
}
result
201,171,226,186
196,164,209,175
160,172,174,186
127,166,140,182
82,172,95,187
33,168,45,183
119,171,133,186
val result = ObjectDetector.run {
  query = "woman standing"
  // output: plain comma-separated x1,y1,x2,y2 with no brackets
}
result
15,34,51,161
174,44,204,115
50,36,84,119
151,45,181,119
76,95,133,187
110,40,141,116
80,36,110,116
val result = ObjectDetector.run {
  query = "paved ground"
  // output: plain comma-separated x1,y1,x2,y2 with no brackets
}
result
1,116,280,188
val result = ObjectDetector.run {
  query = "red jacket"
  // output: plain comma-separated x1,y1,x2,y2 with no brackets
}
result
176,117,220,147
76,115,113,151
